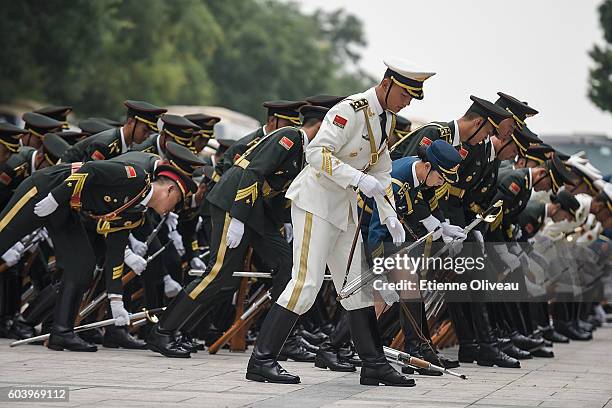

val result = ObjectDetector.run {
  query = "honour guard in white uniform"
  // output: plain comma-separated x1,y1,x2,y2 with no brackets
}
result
246,58,435,386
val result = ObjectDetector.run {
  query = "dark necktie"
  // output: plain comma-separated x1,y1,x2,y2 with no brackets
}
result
379,112,388,145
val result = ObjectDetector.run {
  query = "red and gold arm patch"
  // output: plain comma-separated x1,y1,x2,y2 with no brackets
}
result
125,165,137,178
509,181,521,195
91,150,105,161
279,136,294,150
333,115,347,129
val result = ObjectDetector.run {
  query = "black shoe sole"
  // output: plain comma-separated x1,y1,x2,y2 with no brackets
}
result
146,343,191,358
314,359,356,372
245,372,300,384
47,344,97,352
477,360,520,368
360,377,416,386
103,342,146,350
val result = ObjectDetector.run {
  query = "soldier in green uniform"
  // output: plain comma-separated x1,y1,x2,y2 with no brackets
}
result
0,159,195,351
78,118,115,137
0,133,70,208
390,95,510,160
0,123,26,165
146,105,329,358
61,100,166,163
518,191,580,240
134,114,200,159
33,106,72,130
387,115,411,147
98,143,205,349
0,133,70,339
183,113,221,154
21,113,64,150
214,100,306,180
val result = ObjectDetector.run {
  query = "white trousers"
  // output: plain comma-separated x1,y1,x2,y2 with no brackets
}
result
276,202,373,315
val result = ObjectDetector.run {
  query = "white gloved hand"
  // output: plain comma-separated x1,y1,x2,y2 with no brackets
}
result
1,242,25,267
196,216,203,232
493,244,521,272
190,256,206,270
165,212,179,231
124,248,147,275
226,218,244,249
441,222,467,241
33,193,59,217
128,234,147,257
473,230,485,254
354,173,386,198
517,252,530,271
284,223,293,243
384,217,405,246
168,229,185,256
530,250,549,270
420,215,442,240
163,274,182,298
446,238,463,257
376,275,400,305
109,298,130,326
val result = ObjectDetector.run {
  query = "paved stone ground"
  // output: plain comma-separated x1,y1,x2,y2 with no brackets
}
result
0,327,611,408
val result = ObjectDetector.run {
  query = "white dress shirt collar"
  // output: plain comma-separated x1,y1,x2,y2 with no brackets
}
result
412,161,420,188
120,127,128,153
452,120,461,147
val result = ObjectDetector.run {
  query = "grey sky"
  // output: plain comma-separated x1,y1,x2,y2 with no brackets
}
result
297,0,612,136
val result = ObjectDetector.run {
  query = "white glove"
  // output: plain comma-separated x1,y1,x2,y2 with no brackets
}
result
124,247,147,275
354,173,386,198
1,242,25,267
226,218,244,249
517,252,530,271
473,230,485,254
441,222,467,241
384,217,405,246
284,223,293,243
447,239,463,257
109,298,130,326
165,212,179,231
168,229,185,256
530,250,549,270
376,275,400,305
128,234,147,257
493,244,520,272
163,274,182,298
420,215,442,240
196,216,203,232
33,193,59,217
190,256,206,270
34,228,49,242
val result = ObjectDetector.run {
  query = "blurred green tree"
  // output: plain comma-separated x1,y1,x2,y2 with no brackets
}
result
589,0,612,113
0,0,371,121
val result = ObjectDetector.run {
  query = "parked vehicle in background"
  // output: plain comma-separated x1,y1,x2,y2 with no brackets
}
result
540,133,612,178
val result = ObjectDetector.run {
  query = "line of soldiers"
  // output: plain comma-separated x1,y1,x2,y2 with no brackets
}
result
0,56,610,388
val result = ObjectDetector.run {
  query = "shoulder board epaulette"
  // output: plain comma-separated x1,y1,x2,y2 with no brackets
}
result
429,122,452,141
349,98,369,112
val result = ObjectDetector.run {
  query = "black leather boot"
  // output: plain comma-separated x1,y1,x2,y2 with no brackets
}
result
458,342,479,363
499,338,532,360
278,333,316,362
246,303,300,383
542,326,569,343
21,282,59,331
296,327,328,346
47,282,97,352
103,325,146,349
314,341,356,372
146,290,197,358
531,346,555,358
554,320,591,341
477,342,521,368
348,306,415,386
510,331,545,352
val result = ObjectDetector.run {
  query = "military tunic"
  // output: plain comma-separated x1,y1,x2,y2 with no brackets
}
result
61,127,125,163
